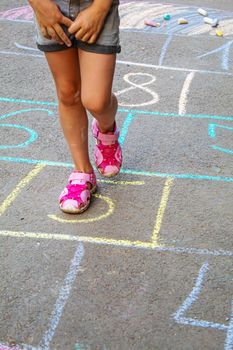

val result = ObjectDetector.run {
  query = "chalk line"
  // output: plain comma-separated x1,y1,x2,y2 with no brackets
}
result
225,301,233,350
0,230,233,257
0,123,38,149
173,262,233,349
173,262,228,331
179,72,195,115
115,72,159,107
173,262,209,322
14,42,39,51
39,243,84,350
3,156,233,183
2,96,233,121
159,34,173,66
0,50,233,76
119,112,134,145
116,59,233,76
198,41,233,71
152,178,174,244
0,50,43,58
0,164,45,216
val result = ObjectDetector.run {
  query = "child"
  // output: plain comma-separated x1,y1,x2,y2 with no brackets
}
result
28,0,122,213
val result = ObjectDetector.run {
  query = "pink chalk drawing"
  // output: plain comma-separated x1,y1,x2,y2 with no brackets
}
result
0,6,33,21
0,345,22,350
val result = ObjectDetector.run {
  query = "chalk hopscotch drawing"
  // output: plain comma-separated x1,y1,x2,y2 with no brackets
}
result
173,262,233,350
115,72,159,107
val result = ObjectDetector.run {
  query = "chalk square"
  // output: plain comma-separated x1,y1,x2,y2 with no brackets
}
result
159,179,233,252
0,164,166,244
122,111,233,179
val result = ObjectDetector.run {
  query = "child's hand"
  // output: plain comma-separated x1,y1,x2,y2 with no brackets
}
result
28,0,73,46
68,4,109,44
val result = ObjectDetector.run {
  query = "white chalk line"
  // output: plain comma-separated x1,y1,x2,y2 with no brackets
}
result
0,50,233,76
39,243,84,350
179,71,195,115
115,72,159,107
225,301,233,350
0,242,83,350
14,42,39,51
173,262,233,350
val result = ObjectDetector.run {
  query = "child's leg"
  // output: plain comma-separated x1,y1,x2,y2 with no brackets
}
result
78,49,122,178
78,49,118,133
45,48,93,173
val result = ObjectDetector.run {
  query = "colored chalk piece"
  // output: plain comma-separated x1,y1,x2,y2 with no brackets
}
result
178,18,188,25
144,20,161,27
216,30,224,37
198,8,208,16
204,17,219,27
163,14,171,21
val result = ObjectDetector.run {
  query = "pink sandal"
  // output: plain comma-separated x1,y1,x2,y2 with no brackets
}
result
59,171,97,214
92,119,122,177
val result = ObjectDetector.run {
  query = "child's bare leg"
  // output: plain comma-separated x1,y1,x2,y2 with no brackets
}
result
45,48,93,173
78,50,117,133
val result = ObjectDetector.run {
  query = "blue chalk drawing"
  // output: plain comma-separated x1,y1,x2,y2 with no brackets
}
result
159,35,173,66
173,262,233,350
0,108,54,149
119,112,135,145
0,108,54,120
2,97,233,182
0,124,37,149
209,123,233,155
198,41,233,71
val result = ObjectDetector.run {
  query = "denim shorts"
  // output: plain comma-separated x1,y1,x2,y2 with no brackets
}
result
34,0,121,54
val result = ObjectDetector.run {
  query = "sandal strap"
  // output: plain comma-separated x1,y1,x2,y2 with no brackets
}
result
94,131,119,144
69,171,94,184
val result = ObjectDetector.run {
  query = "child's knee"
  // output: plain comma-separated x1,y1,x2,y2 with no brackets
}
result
57,82,81,107
81,94,111,115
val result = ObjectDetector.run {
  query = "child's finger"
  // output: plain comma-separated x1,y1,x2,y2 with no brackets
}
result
80,32,92,43
88,34,98,44
74,27,86,40
68,21,81,34
47,26,63,44
53,23,72,46
60,15,73,28
41,26,50,39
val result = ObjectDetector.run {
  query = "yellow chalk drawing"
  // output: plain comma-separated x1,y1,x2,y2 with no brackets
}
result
48,194,114,223
0,230,157,248
0,164,45,216
0,164,173,250
151,178,174,245
98,179,145,185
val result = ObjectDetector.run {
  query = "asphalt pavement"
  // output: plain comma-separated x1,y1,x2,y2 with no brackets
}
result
1,1,233,349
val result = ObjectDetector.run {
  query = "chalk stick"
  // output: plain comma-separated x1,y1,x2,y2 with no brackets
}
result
144,20,161,27
178,18,188,25
204,17,219,27
198,8,208,16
